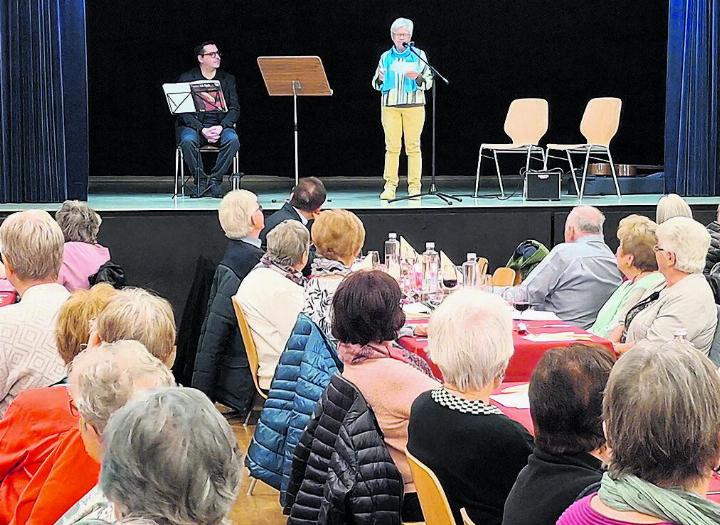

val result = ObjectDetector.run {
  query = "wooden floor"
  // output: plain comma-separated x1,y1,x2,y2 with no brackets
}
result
229,418,286,525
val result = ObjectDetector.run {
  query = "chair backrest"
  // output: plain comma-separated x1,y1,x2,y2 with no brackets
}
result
709,305,720,367
504,98,549,146
460,508,476,525
476,257,489,276
406,451,455,525
492,267,517,287
579,97,622,146
231,295,268,399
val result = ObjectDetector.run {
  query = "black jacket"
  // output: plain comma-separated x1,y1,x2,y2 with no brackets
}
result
260,202,314,276
284,374,404,525
502,449,604,525
192,240,263,413
176,68,240,131
172,255,216,387
705,221,720,275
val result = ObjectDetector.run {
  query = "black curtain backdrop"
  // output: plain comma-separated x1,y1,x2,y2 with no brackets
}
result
0,0,88,203
87,1,668,180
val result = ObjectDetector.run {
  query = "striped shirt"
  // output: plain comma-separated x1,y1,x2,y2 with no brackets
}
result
372,48,433,106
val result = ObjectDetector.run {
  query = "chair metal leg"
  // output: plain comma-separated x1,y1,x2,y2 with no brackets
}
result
493,150,504,197
474,147,483,198
543,148,549,170
247,477,258,496
180,150,185,197
606,148,621,198
523,147,532,199
566,151,580,196
173,149,179,198
580,148,591,199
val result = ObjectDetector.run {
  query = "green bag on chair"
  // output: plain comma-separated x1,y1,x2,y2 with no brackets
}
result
507,240,549,281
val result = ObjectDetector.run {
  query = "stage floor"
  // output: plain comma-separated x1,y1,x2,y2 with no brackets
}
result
2,188,720,213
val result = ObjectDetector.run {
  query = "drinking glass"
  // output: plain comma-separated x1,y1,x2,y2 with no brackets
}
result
478,274,493,293
366,251,380,269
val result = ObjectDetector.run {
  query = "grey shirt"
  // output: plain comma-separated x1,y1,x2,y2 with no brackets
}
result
503,235,623,329
626,272,717,355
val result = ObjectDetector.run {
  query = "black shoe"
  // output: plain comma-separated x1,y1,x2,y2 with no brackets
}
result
209,182,225,199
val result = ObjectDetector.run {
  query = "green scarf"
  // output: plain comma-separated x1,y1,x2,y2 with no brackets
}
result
598,472,720,525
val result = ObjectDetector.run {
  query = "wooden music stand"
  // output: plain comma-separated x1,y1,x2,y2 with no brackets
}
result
257,56,333,185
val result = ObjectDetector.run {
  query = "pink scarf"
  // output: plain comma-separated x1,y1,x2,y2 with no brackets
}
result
337,341,436,379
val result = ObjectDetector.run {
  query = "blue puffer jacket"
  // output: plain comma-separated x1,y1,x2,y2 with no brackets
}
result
245,313,342,497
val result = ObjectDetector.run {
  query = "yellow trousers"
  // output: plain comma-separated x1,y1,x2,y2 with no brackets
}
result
381,106,425,189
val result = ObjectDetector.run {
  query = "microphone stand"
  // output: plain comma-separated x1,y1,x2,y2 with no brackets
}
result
389,43,461,205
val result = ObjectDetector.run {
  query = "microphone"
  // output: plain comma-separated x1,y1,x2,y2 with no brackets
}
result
402,41,415,48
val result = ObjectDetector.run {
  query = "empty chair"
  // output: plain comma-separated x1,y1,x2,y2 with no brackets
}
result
544,97,622,199
475,98,548,198
406,451,455,525
492,267,516,287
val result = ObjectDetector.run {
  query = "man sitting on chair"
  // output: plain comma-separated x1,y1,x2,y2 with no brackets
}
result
177,41,240,198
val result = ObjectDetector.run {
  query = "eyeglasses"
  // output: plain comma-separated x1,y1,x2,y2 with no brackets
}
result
393,32,412,38
201,51,221,58
653,245,667,253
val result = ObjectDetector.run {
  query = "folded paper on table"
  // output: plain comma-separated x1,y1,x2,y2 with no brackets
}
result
400,236,419,261
523,332,595,342
351,255,374,271
511,310,560,321
490,392,530,409
403,302,431,319
440,250,463,284
501,383,529,394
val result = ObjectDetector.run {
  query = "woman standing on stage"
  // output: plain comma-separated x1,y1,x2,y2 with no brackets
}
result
373,18,433,200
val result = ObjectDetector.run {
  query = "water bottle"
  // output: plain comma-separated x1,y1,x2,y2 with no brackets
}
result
422,242,440,293
385,233,400,279
462,253,478,288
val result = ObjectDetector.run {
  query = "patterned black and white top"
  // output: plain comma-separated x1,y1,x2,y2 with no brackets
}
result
430,387,503,416
303,258,352,339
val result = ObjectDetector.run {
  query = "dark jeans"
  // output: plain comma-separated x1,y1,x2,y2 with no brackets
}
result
177,126,240,183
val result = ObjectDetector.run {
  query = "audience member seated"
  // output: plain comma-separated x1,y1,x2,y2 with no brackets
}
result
655,193,693,224
0,284,116,523
503,344,615,525
590,215,665,339
10,287,177,525
407,289,533,525
0,210,70,415
236,220,309,390
55,341,176,523
619,217,717,355
193,190,265,415
503,206,622,329
260,177,325,276
303,209,365,337
333,270,439,522
95,387,240,525
558,340,720,524
55,200,111,292
704,204,720,274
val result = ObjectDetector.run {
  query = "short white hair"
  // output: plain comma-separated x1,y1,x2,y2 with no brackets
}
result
390,17,413,35
567,206,605,234
656,217,710,274
69,341,175,433
656,194,693,224
0,210,64,281
218,190,258,240
428,289,514,391
55,200,102,243
266,220,309,266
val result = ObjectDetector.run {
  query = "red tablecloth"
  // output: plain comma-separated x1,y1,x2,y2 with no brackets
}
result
492,383,720,503
399,319,614,382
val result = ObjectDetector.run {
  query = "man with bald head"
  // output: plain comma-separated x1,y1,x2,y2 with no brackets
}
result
503,206,622,328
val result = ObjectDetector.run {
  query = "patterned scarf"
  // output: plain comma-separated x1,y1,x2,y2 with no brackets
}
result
599,472,720,524
381,46,420,94
255,253,306,287
311,257,351,276
337,340,436,379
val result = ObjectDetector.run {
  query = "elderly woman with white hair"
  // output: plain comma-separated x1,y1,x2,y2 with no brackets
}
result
407,289,533,525
55,200,111,291
655,193,693,224
616,216,717,355
372,17,433,200
94,388,241,525
235,219,309,389
558,340,720,524
193,190,264,414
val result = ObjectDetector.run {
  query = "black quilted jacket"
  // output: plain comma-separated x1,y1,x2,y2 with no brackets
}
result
284,373,404,525
705,221,720,275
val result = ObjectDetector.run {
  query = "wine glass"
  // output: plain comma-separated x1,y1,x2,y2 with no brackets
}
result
478,274,493,293
366,251,380,269
512,287,531,319
441,265,459,292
